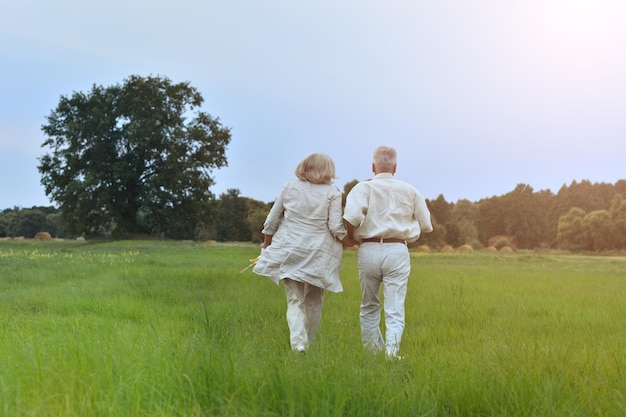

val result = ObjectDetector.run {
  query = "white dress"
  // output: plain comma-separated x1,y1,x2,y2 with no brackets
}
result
253,179,346,293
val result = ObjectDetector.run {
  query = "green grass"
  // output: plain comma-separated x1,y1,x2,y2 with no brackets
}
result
0,240,624,416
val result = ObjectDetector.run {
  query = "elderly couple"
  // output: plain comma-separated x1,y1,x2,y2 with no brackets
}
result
252,146,433,359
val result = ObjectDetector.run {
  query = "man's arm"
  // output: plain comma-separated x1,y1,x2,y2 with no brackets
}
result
414,194,433,233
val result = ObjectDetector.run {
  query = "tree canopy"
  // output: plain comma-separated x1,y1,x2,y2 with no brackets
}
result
38,75,231,238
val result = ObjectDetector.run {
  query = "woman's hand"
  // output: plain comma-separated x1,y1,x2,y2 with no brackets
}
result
260,234,273,249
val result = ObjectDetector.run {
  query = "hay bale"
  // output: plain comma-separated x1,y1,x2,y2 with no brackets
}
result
34,232,52,241
14,236,25,241
457,244,473,253
414,245,431,253
76,236,85,241
499,246,514,254
440,245,454,253
484,246,498,253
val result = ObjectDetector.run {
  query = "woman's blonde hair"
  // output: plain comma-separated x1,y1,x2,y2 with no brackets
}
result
295,152,337,184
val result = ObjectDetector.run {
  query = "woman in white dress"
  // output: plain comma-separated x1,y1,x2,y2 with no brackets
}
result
253,153,352,352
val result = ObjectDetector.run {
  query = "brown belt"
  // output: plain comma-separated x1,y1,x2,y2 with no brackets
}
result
361,238,406,244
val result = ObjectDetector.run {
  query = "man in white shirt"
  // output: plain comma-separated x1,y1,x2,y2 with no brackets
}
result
343,146,433,359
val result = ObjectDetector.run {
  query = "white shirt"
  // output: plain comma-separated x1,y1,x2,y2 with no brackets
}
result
343,173,433,243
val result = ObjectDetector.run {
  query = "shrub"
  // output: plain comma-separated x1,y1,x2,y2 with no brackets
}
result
493,237,509,250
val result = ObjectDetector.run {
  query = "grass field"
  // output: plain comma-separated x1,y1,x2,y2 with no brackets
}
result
0,240,624,416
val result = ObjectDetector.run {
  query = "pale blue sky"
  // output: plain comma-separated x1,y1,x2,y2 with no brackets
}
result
2,0,625,209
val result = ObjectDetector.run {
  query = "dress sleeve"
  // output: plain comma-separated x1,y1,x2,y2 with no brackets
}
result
328,189,347,240
261,187,285,235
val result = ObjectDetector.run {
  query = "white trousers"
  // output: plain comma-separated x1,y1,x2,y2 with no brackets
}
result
283,278,324,350
357,242,411,357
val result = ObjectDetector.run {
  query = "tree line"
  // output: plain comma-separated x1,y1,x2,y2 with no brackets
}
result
2,179,626,252
416,179,626,251
10,74,624,251
0,189,270,243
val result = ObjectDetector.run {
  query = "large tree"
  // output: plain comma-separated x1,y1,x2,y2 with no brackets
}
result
38,75,231,238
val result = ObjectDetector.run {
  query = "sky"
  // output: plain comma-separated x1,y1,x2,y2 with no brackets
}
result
2,0,626,210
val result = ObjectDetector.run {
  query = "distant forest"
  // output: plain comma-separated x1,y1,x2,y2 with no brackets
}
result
2,179,626,252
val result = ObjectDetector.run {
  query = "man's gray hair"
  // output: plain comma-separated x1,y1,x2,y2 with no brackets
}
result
373,146,397,171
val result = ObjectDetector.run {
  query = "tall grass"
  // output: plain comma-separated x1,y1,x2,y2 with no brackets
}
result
0,240,624,416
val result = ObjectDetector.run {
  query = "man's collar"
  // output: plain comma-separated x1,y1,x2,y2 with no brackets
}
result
373,172,394,179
